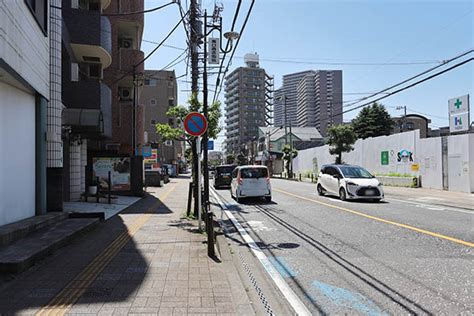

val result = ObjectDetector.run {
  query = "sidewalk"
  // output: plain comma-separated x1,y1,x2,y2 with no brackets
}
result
383,186,474,211
0,177,255,315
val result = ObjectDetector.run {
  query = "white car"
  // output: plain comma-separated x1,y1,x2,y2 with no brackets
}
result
230,165,272,203
316,164,384,202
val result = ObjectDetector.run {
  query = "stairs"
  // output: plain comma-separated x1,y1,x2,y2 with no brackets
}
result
0,213,99,273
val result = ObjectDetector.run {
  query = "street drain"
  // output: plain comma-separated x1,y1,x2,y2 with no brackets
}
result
238,252,275,316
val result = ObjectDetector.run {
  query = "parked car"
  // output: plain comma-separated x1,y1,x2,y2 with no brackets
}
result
213,165,236,189
316,164,384,202
231,165,272,203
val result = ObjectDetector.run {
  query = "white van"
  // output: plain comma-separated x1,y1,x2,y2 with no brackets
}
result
230,165,272,203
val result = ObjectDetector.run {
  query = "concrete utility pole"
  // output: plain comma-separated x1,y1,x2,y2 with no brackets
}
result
397,105,407,132
202,10,210,215
189,0,201,219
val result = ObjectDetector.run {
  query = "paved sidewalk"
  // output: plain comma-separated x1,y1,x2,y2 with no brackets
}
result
0,177,255,315
383,186,474,210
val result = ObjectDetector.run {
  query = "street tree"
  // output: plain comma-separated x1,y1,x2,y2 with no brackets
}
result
352,102,394,139
282,144,298,178
327,124,357,164
226,154,235,164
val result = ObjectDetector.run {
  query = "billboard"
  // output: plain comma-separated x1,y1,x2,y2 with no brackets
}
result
92,157,131,191
449,95,470,133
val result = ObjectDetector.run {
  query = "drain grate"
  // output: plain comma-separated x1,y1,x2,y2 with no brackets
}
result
238,252,275,316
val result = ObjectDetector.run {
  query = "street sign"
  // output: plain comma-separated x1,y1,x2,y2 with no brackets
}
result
208,140,214,150
184,112,208,136
208,38,220,64
449,95,470,133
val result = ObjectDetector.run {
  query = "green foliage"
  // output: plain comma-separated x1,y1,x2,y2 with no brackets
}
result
226,154,235,164
352,102,394,139
282,144,298,176
327,124,357,164
155,93,222,141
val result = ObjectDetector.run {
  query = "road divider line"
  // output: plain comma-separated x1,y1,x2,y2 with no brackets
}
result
274,188,474,248
210,187,312,316
36,183,178,316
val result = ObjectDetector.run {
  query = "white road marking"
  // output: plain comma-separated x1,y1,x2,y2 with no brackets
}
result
246,220,277,232
210,187,311,316
385,198,474,215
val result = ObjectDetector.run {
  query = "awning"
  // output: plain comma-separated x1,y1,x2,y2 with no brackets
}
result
63,108,104,136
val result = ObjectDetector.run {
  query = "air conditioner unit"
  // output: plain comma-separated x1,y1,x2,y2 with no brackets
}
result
119,38,133,49
118,87,132,100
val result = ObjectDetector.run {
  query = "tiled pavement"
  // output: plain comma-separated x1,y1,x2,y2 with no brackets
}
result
0,177,255,316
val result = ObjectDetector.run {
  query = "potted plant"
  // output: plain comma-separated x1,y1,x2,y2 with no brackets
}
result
88,179,99,195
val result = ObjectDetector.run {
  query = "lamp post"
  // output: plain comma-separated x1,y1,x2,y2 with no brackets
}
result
202,10,238,215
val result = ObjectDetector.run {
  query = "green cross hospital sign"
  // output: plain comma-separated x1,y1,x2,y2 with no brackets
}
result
381,151,389,165
448,94,470,133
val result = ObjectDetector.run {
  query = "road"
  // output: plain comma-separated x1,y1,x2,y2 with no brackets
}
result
211,179,474,315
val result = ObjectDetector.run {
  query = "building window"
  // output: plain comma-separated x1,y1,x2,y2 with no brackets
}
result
25,0,47,35
150,99,157,106
406,122,415,130
168,99,174,107
151,119,156,126
144,78,157,86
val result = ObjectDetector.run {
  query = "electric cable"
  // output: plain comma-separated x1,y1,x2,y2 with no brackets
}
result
102,2,175,16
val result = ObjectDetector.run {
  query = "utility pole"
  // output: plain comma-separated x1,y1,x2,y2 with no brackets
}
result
397,105,407,132
132,65,137,154
202,10,210,215
189,0,200,219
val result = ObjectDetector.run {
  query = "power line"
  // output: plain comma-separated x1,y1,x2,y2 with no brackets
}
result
111,11,189,85
210,0,243,103
102,2,175,16
161,48,189,70
141,39,441,66
343,49,473,109
212,0,255,104
331,57,473,119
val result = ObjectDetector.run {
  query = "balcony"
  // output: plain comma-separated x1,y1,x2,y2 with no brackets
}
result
65,9,112,68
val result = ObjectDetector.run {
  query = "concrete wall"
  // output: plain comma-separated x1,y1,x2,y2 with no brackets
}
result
0,82,36,226
293,130,473,192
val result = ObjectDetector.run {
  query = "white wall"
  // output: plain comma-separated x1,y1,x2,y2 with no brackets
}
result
447,134,473,193
0,1,50,98
417,137,443,190
0,82,36,226
294,131,421,176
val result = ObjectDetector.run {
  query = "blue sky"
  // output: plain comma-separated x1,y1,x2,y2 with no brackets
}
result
142,0,473,151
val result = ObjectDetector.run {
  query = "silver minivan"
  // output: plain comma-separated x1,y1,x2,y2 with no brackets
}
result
230,165,272,203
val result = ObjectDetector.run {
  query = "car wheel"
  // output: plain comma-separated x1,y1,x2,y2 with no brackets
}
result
317,184,325,196
339,188,347,201
264,196,272,202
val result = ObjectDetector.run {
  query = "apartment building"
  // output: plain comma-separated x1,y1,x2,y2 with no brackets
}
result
224,53,273,155
141,70,184,164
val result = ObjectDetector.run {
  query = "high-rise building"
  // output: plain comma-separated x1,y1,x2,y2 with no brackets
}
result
275,70,342,136
273,70,315,128
141,70,184,164
296,70,343,136
224,53,273,155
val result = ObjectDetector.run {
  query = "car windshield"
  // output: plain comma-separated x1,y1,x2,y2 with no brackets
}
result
240,168,268,178
216,166,234,175
339,166,374,179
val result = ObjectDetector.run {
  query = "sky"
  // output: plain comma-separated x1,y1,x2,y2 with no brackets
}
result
142,0,473,151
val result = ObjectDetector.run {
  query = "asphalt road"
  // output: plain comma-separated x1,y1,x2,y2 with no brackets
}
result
211,179,474,315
